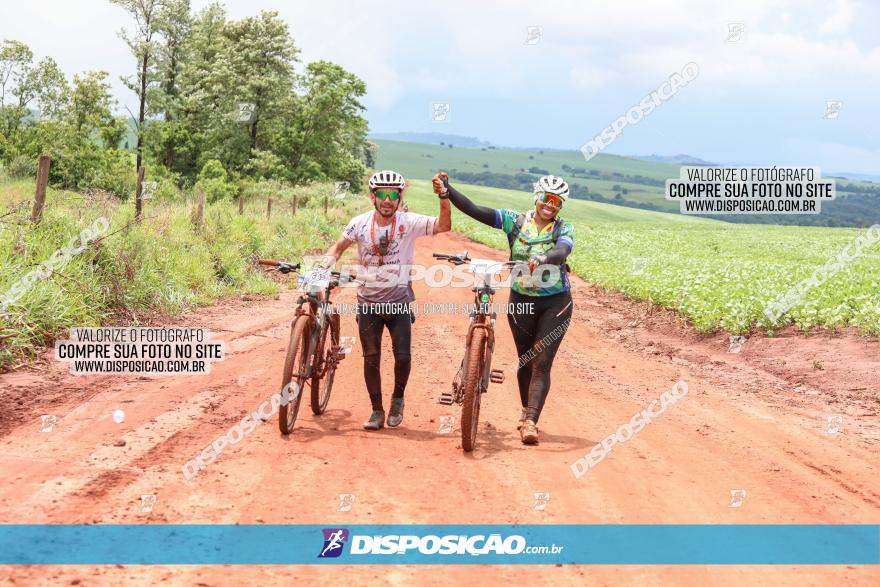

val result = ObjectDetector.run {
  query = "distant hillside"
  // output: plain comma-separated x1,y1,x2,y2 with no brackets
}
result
368,132,491,148
633,154,715,165
375,139,880,228
827,171,880,183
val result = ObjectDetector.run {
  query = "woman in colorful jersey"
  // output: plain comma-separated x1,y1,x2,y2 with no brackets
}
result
433,172,574,445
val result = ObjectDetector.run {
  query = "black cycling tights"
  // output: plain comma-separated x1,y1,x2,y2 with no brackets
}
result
357,303,412,411
507,289,573,424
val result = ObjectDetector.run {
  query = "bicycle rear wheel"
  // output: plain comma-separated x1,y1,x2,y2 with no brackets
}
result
311,311,340,415
279,315,310,434
460,327,487,452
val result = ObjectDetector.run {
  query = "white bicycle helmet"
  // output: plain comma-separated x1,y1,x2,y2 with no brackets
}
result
534,175,570,202
369,170,406,192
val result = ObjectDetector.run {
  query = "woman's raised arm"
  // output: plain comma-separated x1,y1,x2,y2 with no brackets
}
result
432,173,497,228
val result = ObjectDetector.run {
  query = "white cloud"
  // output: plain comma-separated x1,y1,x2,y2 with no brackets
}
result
819,0,854,35
569,64,610,91
6,1,878,103
271,1,402,110
1,0,877,171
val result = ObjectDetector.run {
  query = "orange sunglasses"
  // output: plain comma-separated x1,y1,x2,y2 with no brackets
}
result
536,192,563,208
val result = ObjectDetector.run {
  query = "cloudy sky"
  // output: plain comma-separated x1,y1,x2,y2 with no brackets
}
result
1,0,878,174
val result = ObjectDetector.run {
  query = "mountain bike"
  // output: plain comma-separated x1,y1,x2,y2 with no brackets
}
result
259,259,355,434
433,251,522,452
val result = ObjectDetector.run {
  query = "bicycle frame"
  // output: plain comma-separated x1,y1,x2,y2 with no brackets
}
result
293,277,338,378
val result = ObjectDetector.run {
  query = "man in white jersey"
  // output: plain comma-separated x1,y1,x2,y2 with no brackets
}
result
319,170,451,430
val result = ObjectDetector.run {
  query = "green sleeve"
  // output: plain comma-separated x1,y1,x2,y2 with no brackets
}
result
558,222,575,248
496,208,520,234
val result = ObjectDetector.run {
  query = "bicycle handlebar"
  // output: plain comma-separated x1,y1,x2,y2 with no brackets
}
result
258,258,363,284
259,259,300,274
432,251,470,265
432,252,525,271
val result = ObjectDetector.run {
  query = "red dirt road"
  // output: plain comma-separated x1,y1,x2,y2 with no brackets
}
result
1,231,878,585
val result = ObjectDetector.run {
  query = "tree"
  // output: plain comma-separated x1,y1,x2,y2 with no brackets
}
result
155,2,227,179
16,57,67,115
0,40,68,146
1,41,32,137
281,60,367,187
0,40,32,109
32,59,69,120
362,141,378,169
223,10,299,157
134,6,369,188
69,71,123,147
111,0,169,218
153,0,191,168
166,8,300,179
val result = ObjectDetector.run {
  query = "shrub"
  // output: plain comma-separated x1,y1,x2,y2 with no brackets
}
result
245,149,286,181
81,149,136,199
0,132,10,161
143,166,185,202
195,159,238,203
8,155,35,179
153,177,182,201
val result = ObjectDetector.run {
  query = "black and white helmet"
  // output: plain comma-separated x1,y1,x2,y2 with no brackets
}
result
534,175,569,202
368,170,406,192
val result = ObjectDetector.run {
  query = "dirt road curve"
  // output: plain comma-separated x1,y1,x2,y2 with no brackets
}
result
1,232,878,585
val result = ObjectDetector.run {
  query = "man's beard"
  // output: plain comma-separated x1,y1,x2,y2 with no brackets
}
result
375,202,398,217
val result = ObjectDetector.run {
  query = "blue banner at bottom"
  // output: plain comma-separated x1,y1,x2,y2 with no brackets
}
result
0,525,877,565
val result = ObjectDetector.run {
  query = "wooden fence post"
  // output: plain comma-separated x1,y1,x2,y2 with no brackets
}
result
323,194,328,216
292,194,298,216
238,194,244,215
31,154,51,223
267,196,272,220
135,166,145,222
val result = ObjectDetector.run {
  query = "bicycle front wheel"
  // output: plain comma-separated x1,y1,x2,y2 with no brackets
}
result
279,315,310,434
460,327,487,452
311,311,340,415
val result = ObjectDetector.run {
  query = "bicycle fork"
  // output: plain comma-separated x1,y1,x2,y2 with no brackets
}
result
438,317,505,405
293,307,321,380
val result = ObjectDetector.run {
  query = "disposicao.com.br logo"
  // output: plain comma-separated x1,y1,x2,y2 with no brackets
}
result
318,528,563,558
318,528,350,558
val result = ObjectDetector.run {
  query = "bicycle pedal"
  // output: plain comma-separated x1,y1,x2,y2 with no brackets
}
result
489,369,505,384
437,391,455,405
